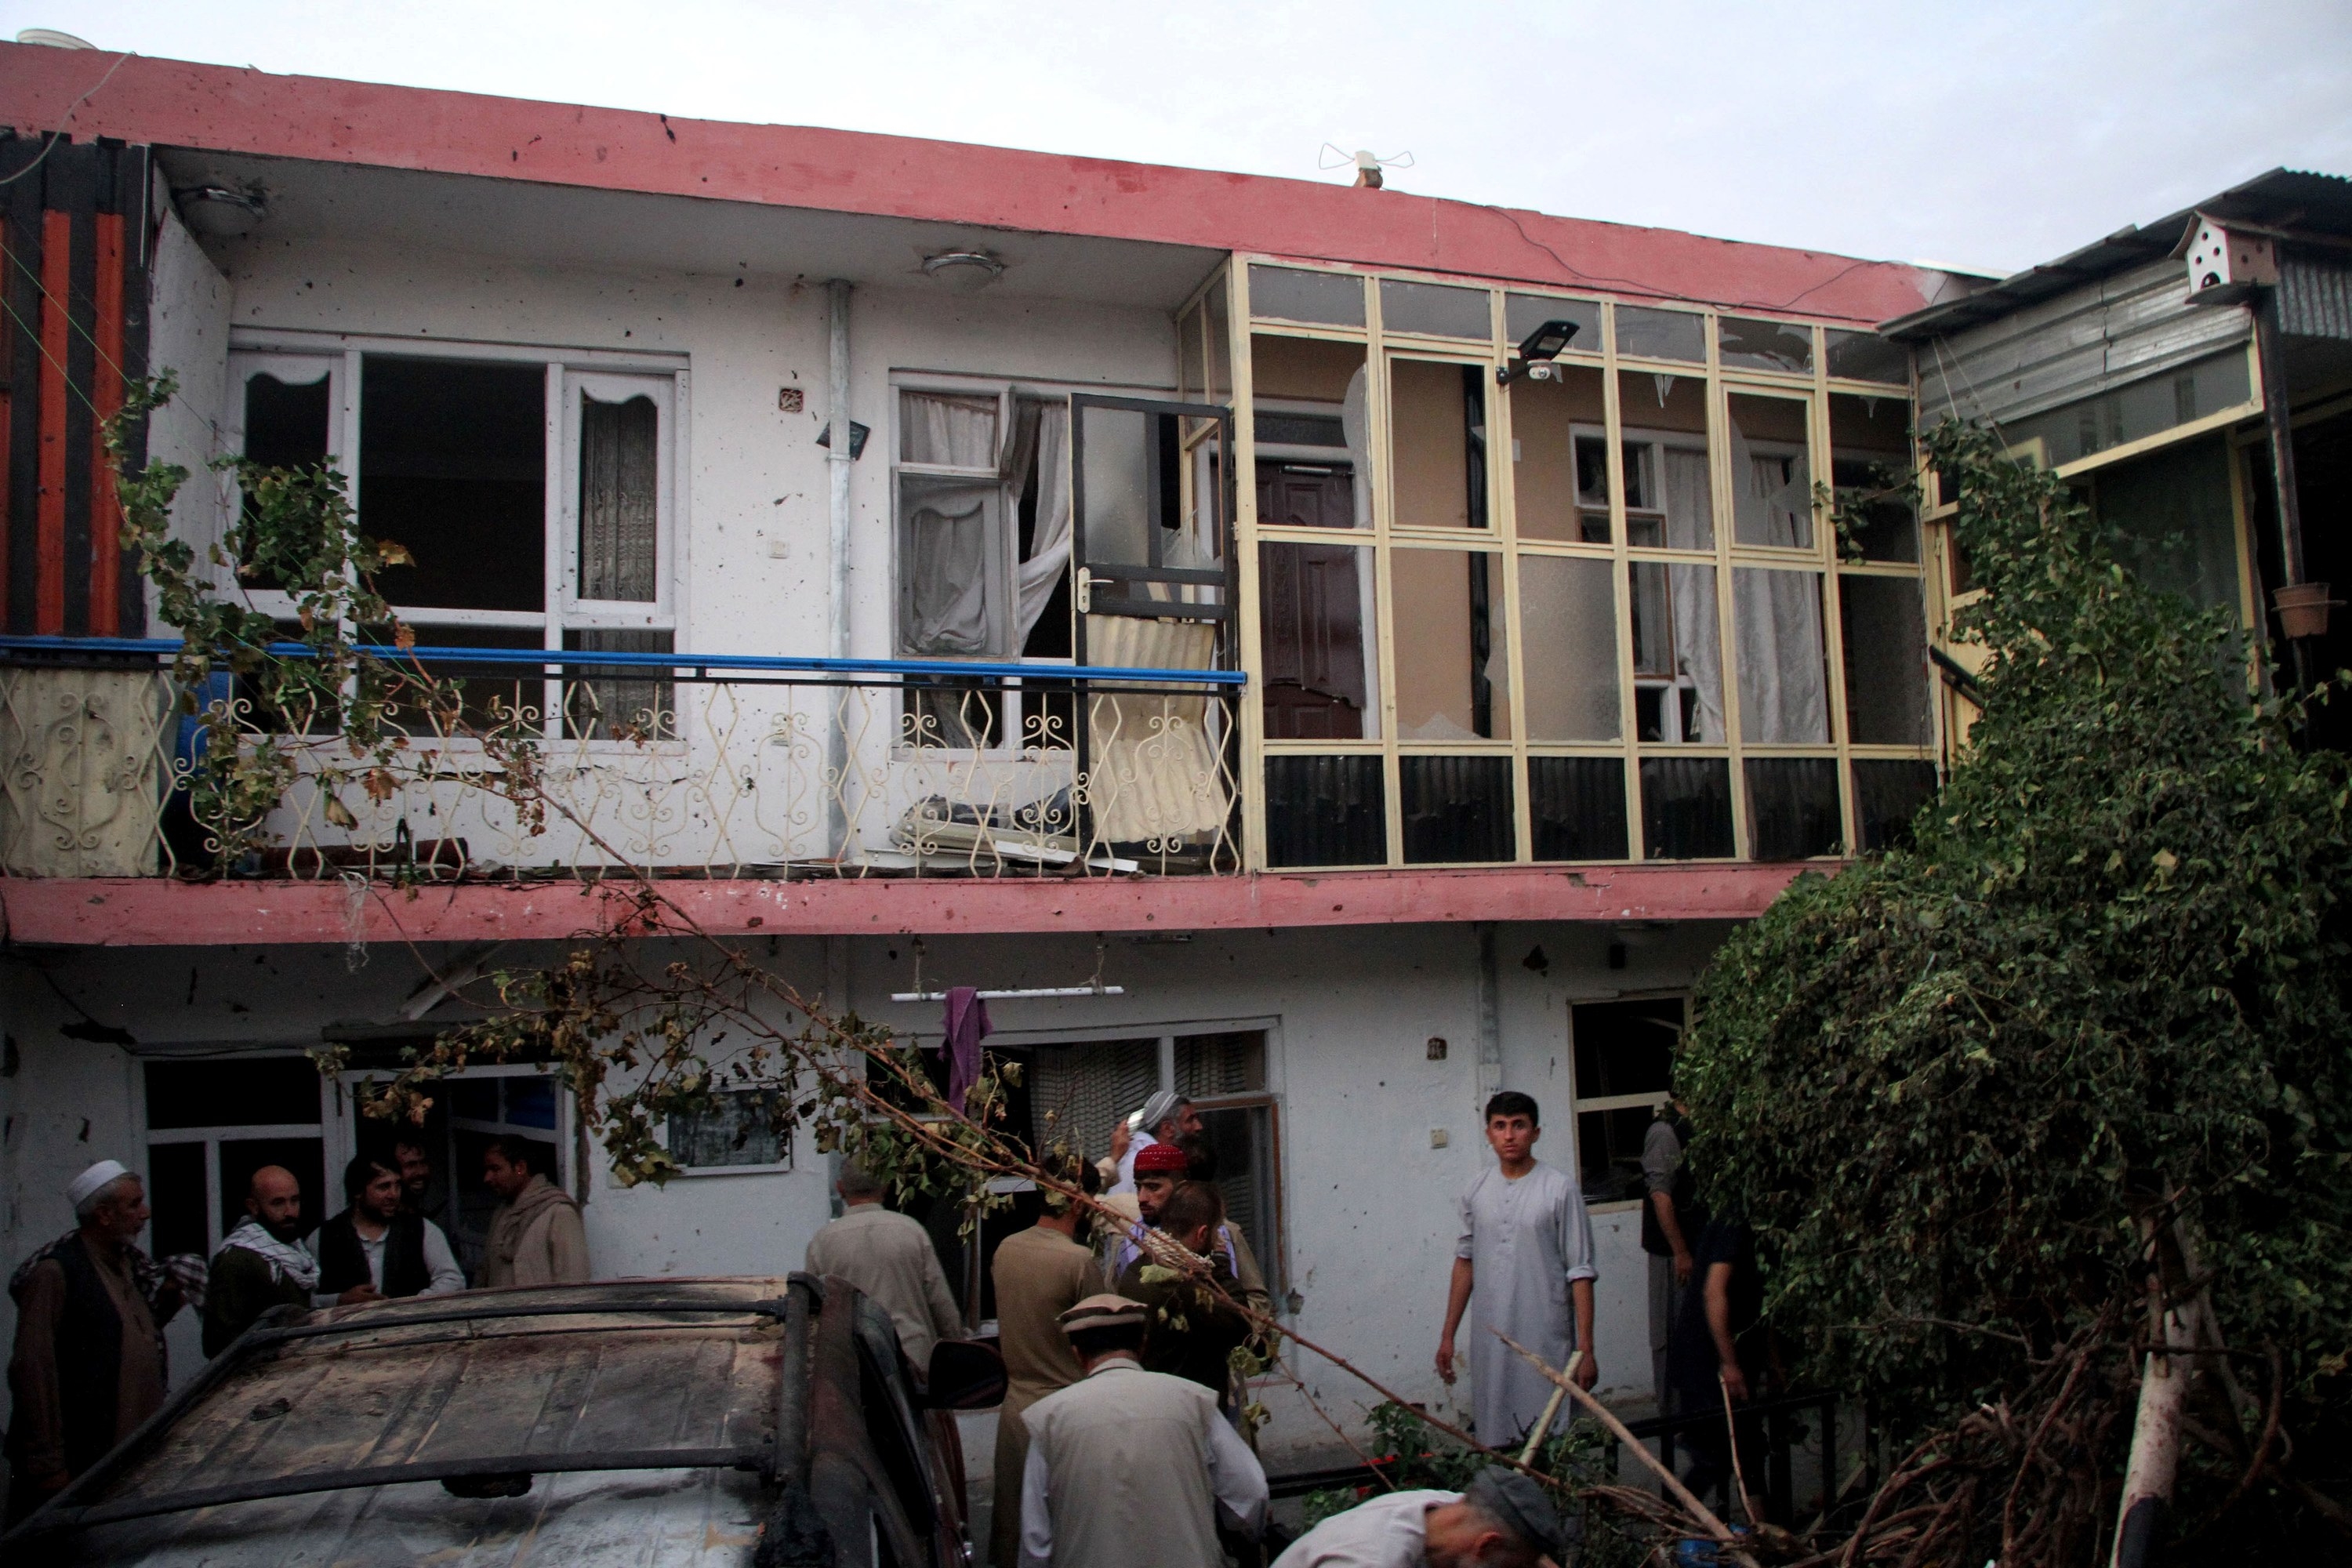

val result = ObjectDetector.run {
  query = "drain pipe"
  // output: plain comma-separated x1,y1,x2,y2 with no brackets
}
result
826,281,853,851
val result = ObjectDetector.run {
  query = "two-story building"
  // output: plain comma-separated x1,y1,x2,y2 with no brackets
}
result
15,38,2263,1490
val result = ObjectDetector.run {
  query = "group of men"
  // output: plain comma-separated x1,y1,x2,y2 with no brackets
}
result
800,1089,1575,1566
4,1134,590,1523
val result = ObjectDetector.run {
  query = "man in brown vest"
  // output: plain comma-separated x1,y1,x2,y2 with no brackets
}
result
986,1153,1103,1568
5,1161,191,1525
1018,1294,1266,1568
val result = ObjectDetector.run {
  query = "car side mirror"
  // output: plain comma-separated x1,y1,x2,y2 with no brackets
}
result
924,1338,1006,1410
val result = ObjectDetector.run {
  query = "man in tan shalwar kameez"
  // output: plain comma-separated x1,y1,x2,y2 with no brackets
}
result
985,1154,1102,1568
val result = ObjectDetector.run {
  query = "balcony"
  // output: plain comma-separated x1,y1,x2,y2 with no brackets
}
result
0,639,1244,884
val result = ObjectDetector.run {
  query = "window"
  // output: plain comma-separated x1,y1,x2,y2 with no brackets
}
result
668,1087,795,1173
1021,1028,1284,1298
1569,996,1685,1203
1236,266,1936,868
335,1063,567,1283
227,347,681,737
893,387,1076,750
144,1057,326,1261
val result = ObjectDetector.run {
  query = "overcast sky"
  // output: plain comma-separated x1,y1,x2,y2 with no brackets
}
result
11,0,2350,277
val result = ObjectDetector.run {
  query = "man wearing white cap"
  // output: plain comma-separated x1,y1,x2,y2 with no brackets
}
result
5,1160,196,1525
1111,1090,1201,1196
1019,1293,1266,1568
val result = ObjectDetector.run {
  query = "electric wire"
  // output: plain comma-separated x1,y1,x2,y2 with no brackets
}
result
0,52,138,187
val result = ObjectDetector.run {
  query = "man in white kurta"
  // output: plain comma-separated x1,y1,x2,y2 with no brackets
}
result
1437,1091,1598,1446
1270,1468,1566,1567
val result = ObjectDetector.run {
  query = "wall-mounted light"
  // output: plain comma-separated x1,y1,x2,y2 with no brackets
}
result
1496,318,1581,386
173,184,267,239
920,249,1006,295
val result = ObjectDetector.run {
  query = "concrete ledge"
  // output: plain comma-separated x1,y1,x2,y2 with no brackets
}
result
0,864,1816,947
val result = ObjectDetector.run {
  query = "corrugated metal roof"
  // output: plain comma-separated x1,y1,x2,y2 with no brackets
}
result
1883,168,2352,341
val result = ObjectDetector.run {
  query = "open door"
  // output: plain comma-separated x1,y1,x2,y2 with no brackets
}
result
1068,396,1237,857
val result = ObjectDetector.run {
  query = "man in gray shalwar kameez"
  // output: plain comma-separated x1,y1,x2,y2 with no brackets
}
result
1436,1091,1598,1446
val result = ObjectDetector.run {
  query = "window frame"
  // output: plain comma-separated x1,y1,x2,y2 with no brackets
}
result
223,331,691,743
1228,258,1940,870
659,1082,800,1178
1564,989,1690,1213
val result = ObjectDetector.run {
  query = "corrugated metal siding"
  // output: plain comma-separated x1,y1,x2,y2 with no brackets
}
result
2279,251,2352,341
1916,256,2251,430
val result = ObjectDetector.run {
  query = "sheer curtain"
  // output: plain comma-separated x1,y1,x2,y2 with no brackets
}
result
1015,404,1071,647
1662,449,1723,742
900,391,1003,657
1734,569,1829,742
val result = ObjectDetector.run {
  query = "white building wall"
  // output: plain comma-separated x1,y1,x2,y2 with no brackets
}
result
1,919,1729,1476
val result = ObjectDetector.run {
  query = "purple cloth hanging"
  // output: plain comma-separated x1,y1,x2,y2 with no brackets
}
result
942,985,992,1115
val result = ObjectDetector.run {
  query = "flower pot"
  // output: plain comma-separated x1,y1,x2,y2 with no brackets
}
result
2274,581,2337,640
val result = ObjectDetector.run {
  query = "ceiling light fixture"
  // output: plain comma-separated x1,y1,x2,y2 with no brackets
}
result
920,249,1006,294
173,184,268,239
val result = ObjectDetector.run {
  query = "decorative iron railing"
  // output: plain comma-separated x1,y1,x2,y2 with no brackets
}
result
0,638,1245,881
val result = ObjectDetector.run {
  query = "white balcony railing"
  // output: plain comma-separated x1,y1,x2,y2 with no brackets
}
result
0,640,1244,882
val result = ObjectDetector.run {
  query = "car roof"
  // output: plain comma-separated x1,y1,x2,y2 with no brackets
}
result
9,1278,805,1566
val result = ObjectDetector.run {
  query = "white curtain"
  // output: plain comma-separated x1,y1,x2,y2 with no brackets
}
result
1730,414,1812,547
1340,365,1383,728
901,391,997,467
902,487,993,655
1670,564,1725,742
900,391,1004,656
1083,615,1229,844
1663,447,1714,551
1015,404,1071,646
1734,568,1829,742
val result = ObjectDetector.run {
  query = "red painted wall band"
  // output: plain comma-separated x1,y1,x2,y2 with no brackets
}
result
35,207,66,635
89,209,122,637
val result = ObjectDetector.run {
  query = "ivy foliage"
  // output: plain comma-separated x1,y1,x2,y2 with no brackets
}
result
109,375,430,866
1682,419,2352,1439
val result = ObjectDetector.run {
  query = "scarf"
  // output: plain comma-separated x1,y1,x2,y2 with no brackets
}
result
9,1230,207,1312
220,1218,320,1290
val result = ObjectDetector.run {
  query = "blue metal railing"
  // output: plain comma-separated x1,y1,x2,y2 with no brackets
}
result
0,636,1248,688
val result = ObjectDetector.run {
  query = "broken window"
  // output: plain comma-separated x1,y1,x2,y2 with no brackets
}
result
1838,575,1933,746
1733,568,1831,743
1629,562,1722,743
1728,391,1813,549
1824,328,1910,386
1852,758,1939,851
1615,370,1714,549
1518,554,1620,742
1829,393,1918,562
1570,996,1685,1201
666,1088,793,1171
894,388,1078,747
1506,362,1607,543
1388,358,1488,530
1719,316,1814,375
2092,435,2244,619
1392,548,1509,742
1252,334,1369,531
363,357,549,613
1613,304,1706,364
230,350,680,742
